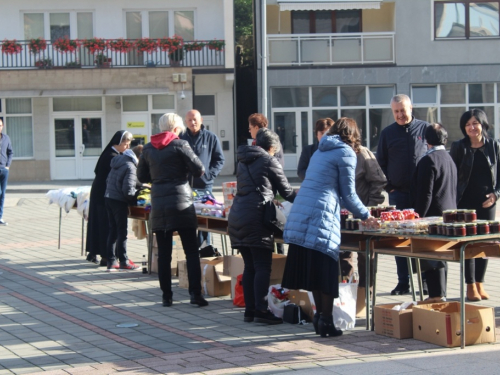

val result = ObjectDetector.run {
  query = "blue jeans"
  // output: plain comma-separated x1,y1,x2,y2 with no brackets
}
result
389,190,412,284
197,185,212,247
0,167,9,220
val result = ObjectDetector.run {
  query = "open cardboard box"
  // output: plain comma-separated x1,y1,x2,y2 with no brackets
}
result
201,257,231,296
228,254,287,299
150,234,185,275
412,302,496,347
374,303,414,339
288,289,316,321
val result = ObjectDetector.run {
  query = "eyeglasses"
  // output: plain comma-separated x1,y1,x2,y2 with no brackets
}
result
466,121,481,128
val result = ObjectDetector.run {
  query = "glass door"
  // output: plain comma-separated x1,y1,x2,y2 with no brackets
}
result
52,116,103,179
272,111,308,170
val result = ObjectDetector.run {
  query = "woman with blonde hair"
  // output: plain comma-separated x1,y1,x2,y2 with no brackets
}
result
138,113,207,307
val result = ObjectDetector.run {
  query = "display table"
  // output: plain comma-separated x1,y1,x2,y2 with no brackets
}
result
340,229,500,348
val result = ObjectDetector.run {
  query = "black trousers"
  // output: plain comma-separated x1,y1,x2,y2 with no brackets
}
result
155,228,202,300
239,246,273,312
425,263,447,298
465,258,487,284
105,198,129,263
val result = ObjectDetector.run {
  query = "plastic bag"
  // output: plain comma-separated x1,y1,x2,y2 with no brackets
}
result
333,275,358,330
233,274,245,307
266,284,289,318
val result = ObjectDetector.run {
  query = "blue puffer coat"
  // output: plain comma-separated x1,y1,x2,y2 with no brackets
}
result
284,134,370,261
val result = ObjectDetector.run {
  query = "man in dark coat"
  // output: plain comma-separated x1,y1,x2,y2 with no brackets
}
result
412,123,457,301
180,109,225,248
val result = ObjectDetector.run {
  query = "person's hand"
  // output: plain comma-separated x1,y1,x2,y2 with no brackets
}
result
142,183,151,189
482,193,497,208
362,216,380,230
273,199,283,208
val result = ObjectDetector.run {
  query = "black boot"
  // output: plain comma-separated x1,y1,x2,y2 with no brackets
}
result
190,293,208,307
244,309,255,323
313,312,320,334
318,315,343,338
254,310,283,325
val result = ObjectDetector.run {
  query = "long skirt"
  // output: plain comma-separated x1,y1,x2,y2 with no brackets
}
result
282,243,339,298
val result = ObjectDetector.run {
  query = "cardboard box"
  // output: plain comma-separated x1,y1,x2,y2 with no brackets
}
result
374,303,414,339
412,302,496,347
150,235,186,275
228,254,287,299
201,257,231,296
177,260,189,289
288,290,316,321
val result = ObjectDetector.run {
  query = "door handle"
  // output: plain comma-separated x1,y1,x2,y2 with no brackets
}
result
293,134,298,148
80,144,85,155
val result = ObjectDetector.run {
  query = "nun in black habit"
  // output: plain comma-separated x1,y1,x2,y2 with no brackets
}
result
85,130,134,264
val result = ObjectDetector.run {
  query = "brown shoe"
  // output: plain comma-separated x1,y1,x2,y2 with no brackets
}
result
475,282,489,300
467,283,481,301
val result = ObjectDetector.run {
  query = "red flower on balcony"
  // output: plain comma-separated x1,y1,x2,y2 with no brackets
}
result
107,38,133,53
208,39,225,52
28,38,47,54
2,39,23,55
53,38,80,53
158,35,184,52
184,40,205,52
135,38,158,53
81,38,107,54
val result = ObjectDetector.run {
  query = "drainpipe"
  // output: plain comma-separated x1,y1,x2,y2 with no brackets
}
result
261,0,267,118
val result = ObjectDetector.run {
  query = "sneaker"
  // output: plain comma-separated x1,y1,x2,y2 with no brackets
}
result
119,260,140,270
190,293,209,307
86,254,99,265
254,310,283,325
0,219,8,226
390,283,410,296
107,261,120,272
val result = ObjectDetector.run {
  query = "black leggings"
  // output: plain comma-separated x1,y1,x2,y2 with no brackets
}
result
312,291,334,317
465,258,488,284
239,247,273,312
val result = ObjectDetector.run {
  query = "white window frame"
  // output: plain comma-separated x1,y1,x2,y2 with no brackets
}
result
0,98,34,160
21,11,95,40
124,9,196,40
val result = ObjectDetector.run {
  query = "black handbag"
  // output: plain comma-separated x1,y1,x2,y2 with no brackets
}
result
245,164,287,235
283,303,302,324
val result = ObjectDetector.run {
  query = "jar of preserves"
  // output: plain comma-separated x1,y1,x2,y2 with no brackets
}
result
443,210,457,223
345,218,352,230
340,211,349,229
454,224,466,237
466,223,477,236
489,221,500,234
445,224,455,237
477,222,490,235
456,209,466,222
352,219,361,230
464,209,477,223
386,205,396,211
436,223,444,236
428,223,438,235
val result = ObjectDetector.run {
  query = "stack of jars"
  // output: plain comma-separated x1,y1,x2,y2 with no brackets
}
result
428,209,499,237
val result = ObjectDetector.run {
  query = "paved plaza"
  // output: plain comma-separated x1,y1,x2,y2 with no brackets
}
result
0,178,499,375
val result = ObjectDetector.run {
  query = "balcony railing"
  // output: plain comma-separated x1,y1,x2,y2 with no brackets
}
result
0,39,225,69
267,32,395,66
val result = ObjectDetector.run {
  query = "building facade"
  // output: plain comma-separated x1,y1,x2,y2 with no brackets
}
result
0,0,235,181
256,0,500,170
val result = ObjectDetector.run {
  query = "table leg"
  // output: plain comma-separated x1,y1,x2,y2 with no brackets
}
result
415,259,424,302
146,219,153,275
460,243,466,349
371,252,379,331
58,207,62,249
365,237,371,330
81,217,85,256
407,258,417,301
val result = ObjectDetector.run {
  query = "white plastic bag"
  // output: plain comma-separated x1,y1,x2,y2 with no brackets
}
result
279,201,293,219
266,284,289,318
333,276,358,330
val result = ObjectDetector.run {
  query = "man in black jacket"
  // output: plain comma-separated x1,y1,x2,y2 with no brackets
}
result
376,94,429,295
181,109,225,247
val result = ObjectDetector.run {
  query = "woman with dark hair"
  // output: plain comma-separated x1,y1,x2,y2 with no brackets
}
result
282,118,378,337
297,118,334,181
138,113,208,308
228,128,296,324
248,113,284,167
86,130,134,265
450,109,500,301
412,123,457,302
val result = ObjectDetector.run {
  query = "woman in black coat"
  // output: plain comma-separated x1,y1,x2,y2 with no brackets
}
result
86,130,134,265
228,129,296,324
137,113,207,308
450,109,500,301
412,123,457,302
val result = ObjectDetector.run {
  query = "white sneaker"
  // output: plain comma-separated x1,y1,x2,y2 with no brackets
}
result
0,219,7,226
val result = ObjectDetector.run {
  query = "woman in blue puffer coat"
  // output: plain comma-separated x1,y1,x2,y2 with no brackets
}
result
282,117,378,337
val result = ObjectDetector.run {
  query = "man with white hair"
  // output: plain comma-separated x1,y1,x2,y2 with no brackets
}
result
376,94,429,296
181,109,225,248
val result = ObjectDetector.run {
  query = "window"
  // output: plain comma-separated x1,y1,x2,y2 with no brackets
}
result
435,1,500,39
126,11,195,40
53,97,102,112
23,12,93,40
194,95,215,116
1,99,33,158
292,10,361,33
411,83,498,148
